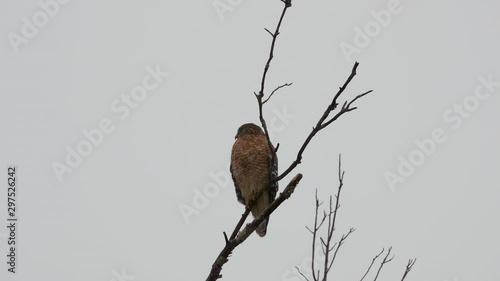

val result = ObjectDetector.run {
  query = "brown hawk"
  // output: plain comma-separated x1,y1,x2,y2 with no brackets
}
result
230,123,278,237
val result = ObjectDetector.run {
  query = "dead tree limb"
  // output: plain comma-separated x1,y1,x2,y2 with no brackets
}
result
205,174,302,281
400,259,417,281
360,248,385,281
320,155,351,281
263,82,293,104
373,247,394,281
276,63,373,182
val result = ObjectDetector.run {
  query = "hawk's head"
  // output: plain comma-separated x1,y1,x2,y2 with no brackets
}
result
235,123,264,139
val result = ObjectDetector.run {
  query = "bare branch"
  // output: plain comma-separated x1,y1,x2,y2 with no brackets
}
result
400,259,417,281
321,155,345,281
320,90,373,129
359,248,385,281
310,190,320,281
327,228,355,274
373,246,394,281
295,267,311,281
263,82,293,104
205,174,303,281
275,63,373,182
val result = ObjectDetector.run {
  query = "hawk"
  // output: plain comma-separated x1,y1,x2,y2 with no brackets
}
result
230,123,278,237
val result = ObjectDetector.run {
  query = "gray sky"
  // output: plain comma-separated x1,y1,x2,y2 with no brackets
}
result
1,0,499,280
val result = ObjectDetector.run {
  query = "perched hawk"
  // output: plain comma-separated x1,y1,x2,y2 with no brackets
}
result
230,123,278,237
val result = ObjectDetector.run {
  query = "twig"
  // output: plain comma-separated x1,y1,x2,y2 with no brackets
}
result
400,259,417,281
257,0,290,98
295,267,311,281
307,190,327,281
373,246,394,281
321,155,347,281
275,63,373,182
326,227,355,275
263,82,293,104
359,248,385,281
205,174,303,281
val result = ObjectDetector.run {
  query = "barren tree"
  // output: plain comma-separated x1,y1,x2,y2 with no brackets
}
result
205,1,415,280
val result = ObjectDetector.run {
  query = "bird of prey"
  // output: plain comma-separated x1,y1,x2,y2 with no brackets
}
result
230,123,278,237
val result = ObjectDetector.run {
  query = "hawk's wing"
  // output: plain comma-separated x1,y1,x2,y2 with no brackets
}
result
268,148,279,202
230,164,245,204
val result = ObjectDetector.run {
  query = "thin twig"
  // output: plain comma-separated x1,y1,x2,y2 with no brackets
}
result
263,82,293,104
327,227,355,274
373,247,394,281
360,248,385,281
400,259,417,281
321,155,345,281
308,190,327,281
295,267,311,281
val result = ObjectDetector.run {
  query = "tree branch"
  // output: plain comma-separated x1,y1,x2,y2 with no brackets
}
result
373,246,394,281
228,208,250,241
276,63,373,182
321,155,349,281
295,267,311,281
359,248,385,281
307,190,327,281
263,82,293,104
254,0,292,174
400,259,417,281
326,227,355,275
205,173,303,281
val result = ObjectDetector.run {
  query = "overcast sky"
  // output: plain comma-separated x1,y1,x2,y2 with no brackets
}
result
1,0,499,281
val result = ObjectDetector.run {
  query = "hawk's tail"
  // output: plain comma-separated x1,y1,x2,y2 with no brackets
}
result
256,217,269,237
251,189,271,237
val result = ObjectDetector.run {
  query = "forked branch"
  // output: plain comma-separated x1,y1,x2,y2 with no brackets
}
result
276,63,373,182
